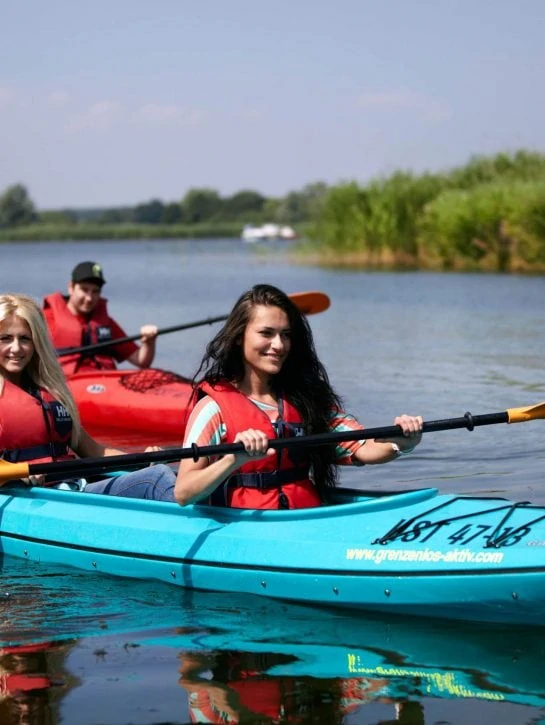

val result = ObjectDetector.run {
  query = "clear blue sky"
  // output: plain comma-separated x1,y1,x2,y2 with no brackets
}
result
2,0,544,209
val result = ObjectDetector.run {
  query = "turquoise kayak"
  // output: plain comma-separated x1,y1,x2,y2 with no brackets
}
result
1,484,545,625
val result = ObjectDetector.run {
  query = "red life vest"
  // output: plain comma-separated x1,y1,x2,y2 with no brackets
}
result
0,642,53,695
186,652,298,723
200,382,321,510
187,680,285,723
43,291,118,375
0,673,51,695
230,678,286,720
0,642,53,654
0,380,74,467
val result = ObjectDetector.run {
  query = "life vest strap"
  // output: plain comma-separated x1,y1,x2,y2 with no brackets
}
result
1,442,69,463
228,467,309,490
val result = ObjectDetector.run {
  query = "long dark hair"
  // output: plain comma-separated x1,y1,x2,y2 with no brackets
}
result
192,284,343,491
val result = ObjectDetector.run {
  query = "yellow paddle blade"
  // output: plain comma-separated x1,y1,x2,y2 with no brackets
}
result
507,402,545,423
288,291,330,315
0,460,30,485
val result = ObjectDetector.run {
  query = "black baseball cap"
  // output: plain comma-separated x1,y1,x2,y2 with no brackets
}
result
71,261,106,287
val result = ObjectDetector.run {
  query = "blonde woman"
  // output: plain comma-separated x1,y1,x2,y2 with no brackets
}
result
0,293,175,498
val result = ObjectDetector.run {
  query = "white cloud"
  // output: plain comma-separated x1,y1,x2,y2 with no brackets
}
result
47,90,70,107
357,89,451,122
62,100,206,133
131,103,206,127
64,100,125,132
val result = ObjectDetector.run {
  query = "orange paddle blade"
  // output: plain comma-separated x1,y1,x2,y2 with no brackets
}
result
288,291,330,315
507,401,545,423
0,460,30,485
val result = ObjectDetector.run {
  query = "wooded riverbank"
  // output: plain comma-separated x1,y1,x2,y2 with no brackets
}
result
3,150,545,273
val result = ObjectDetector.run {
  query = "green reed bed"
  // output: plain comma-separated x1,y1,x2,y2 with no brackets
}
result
307,151,545,273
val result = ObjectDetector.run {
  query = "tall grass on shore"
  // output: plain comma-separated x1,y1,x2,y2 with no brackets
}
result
418,179,545,272
308,150,545,272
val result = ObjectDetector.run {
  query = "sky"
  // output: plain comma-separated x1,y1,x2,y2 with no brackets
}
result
1,0,545,209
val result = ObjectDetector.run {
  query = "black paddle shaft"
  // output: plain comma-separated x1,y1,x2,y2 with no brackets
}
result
56,315,228,357
25,409,509,479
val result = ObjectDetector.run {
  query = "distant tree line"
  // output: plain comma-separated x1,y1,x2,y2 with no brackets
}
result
0,183,329,228
0,184,38,227
3,150,545,273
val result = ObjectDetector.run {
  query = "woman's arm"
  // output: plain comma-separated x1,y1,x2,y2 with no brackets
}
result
174,393,276,506
72,428,126,458
354,414,423,465
174,429,274,506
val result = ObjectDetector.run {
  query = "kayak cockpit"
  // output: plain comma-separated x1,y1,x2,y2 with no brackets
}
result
190,486,441,522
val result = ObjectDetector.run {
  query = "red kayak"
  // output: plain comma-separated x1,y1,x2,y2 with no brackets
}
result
68,368,193,444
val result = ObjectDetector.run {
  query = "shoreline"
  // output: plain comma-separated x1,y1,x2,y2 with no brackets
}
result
3,226,545,273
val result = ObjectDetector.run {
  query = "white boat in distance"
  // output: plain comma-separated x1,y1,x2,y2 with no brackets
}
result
241,223,297,242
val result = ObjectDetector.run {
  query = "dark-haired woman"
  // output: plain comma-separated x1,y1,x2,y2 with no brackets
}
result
174,284,422,510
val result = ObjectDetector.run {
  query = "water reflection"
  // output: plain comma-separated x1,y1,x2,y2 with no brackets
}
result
177,649,420,724
0,642,58,725
2,241,545,722
1,559,544,723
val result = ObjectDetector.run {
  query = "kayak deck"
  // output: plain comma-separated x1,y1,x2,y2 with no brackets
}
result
67,367,193,435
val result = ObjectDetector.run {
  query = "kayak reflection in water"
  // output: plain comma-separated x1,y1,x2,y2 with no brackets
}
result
0,293,175,499
174,283,423,510
178,649,423,724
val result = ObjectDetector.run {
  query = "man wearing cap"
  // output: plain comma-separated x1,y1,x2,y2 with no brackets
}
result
43,261,158,376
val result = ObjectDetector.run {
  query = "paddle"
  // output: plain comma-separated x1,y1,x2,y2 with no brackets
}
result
1,401,544,485
55,291,331,357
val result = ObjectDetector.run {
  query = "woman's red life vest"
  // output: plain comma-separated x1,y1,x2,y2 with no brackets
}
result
185,652,301,723
0,642,53,695
230,678,287,720
43,291,117,375
187,679,285,723
0,380,74,467
0,673,52,695
200,381,321,510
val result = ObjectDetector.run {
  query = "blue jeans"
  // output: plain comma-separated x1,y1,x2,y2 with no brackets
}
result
84,464,176,502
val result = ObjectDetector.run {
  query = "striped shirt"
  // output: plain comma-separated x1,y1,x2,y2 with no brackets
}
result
183,395,365,464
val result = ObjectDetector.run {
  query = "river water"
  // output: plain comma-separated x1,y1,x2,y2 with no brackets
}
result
1,239,545,723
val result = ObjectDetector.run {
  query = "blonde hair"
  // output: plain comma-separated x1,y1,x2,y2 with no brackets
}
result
0,293,81,443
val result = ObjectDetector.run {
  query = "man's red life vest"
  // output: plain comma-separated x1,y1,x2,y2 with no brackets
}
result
43,292,123,375
0,380,74,467
200,382,321,510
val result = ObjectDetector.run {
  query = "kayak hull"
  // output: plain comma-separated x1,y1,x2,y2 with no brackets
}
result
1,485,545,625
67,368,192,436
